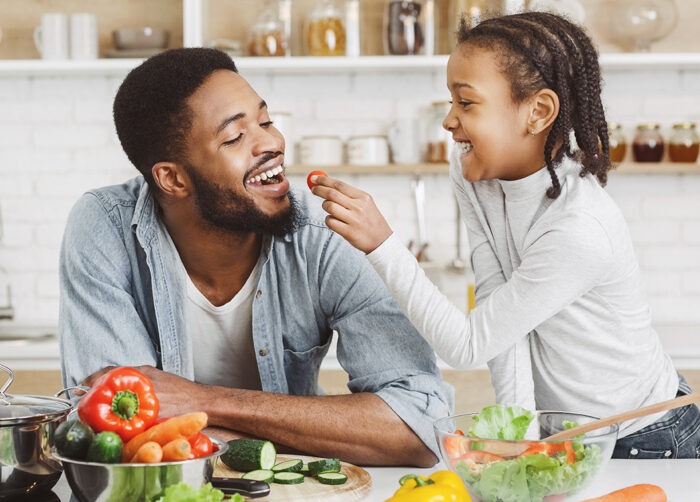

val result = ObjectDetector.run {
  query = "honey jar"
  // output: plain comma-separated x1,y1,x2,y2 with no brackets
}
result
607,122,627,163
669,122,699,163
305,0,346,56
632,123,664,163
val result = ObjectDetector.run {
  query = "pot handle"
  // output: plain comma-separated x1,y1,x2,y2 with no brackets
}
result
55,385,90,399
0,362,14,399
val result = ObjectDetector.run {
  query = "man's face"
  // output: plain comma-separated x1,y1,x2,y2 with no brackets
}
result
183,70,295,236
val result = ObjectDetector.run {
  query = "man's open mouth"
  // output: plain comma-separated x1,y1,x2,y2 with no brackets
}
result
246,165,285,186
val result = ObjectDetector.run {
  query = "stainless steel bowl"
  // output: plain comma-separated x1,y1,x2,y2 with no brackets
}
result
112,28,170,50
0,363,72,499
55,437,228,502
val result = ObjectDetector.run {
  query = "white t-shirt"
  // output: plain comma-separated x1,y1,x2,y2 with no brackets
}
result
186,261,262,390
367,156,678,437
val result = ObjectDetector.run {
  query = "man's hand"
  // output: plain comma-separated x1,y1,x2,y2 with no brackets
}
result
79,365,117,388
132,366,204,418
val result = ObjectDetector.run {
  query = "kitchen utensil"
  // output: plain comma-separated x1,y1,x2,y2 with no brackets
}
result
215,454,372,501
0,363,72,498
449,196,466,271
547,393,699,440
33,13,70,60
112,27,169,50
411,175,427,259
56,437,229,502
434,411,617,502
211,476,270,498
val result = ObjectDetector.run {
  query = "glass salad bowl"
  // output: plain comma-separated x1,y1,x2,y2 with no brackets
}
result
434,407,618,502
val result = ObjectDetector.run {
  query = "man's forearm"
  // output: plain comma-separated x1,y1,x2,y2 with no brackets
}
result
198,387,436,467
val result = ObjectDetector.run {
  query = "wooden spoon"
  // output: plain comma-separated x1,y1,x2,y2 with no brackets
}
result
546,393,699,440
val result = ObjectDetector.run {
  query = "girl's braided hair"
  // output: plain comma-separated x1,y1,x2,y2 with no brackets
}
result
457,11,610,198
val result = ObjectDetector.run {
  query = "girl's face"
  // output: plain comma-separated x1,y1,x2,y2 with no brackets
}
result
444,45,546,182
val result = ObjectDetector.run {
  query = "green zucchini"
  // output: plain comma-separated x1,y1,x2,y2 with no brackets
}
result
54,419,94,460
307,458,341,476
316,472,348,485
273,472,305,485
272,459,303,473
221,439,277,471
241,469,274,483
86,431,123,463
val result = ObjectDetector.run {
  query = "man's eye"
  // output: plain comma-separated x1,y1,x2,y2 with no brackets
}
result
223,134,243,145
260,121,273,128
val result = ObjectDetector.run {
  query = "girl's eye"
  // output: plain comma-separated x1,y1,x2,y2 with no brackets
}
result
223,134,243,146
261,121,273,128
458,100,473,109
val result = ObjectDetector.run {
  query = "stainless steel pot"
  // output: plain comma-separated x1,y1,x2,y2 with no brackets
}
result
0,363,72,499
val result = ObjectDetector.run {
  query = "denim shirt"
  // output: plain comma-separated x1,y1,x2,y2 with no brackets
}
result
59,176,453,454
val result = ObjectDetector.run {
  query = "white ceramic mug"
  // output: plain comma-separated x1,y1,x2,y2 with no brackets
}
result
388,118,422,164
34,13,70,60
70,13,98,60
299,136,343,166
346,135,390,165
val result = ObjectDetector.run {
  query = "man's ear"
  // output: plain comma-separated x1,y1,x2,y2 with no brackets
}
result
152,162,191,199
527,88,560,136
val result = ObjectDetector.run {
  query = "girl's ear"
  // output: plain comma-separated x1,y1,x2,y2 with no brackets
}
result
527,89,560,136
152,162,191,199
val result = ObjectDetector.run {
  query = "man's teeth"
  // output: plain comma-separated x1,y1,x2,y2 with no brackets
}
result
248,165,284,184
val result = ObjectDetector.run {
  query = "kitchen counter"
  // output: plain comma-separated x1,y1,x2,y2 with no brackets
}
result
48,459,700,501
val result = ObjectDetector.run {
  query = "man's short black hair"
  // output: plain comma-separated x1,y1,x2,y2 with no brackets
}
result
113,48,238,190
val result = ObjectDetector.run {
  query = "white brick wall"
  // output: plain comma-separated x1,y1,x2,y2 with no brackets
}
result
1,66,699,363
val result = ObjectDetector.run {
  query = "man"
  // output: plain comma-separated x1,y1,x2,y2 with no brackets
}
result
59,48,453,467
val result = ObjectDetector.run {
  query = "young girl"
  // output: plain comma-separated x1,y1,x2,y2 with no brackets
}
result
311,11,700,459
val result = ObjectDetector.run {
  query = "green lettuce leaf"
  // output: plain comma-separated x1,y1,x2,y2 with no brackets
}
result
468,404,535,440
155,482,232,502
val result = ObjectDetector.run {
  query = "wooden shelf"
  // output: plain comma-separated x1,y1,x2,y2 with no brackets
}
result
285,162,700,176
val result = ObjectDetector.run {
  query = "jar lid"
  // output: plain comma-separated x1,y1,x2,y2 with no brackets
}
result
0,364,72,425
672,122,696,129
637,122,660,130
608,122,622,130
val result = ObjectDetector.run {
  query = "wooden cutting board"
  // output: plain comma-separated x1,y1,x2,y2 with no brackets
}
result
214,454,372,501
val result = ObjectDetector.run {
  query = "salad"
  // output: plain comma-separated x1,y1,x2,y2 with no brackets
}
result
445,405,603,502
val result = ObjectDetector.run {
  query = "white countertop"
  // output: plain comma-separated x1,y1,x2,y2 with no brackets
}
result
50,459,700,501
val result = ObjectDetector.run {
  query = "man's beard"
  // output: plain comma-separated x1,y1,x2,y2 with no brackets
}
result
185,164,298,238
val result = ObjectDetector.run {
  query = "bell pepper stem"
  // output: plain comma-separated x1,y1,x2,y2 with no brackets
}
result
111,390,140,421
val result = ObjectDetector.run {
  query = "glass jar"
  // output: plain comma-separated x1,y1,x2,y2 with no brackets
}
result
426,101,451,163
632,123,664,162
384,0,425,55
608,122,627,163
306,0,346,56
669,122,699,163
247,0,288,57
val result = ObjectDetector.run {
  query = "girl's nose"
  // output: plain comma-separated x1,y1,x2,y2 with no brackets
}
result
442,107,458,132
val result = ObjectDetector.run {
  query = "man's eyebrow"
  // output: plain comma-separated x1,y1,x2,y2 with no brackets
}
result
214,100,268,137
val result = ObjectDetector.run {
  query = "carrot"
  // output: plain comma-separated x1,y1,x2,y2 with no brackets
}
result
581,484,667,502
130,441,163,463
123,412,207,461
161,437,192,462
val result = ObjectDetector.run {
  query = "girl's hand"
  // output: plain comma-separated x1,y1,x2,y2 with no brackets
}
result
310,174,393,254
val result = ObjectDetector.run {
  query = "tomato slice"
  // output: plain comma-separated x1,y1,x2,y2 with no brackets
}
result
187,432,213,459
307,170,328,189
518,441,576,463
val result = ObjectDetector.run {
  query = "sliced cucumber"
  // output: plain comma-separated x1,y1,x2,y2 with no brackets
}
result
307,458,341,476
273,472,305,485
221,439,277,472
241,469,274,483
317,472,348,485
272,459,303,473
300,464,311,476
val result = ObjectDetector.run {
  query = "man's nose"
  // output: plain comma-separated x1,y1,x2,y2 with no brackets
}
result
252,125,284,155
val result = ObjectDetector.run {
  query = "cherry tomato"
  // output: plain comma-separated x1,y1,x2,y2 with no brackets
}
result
306,170,328,190
187,432,214,459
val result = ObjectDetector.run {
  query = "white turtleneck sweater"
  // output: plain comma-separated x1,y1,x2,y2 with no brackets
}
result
367,156,678,437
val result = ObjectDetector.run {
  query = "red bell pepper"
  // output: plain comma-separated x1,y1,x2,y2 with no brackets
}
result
187,432,214,459
77,366,160,442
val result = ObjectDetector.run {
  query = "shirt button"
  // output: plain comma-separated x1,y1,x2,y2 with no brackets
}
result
630,448,638,456
259,348,268,356
664,450,672,457
256,290,262,299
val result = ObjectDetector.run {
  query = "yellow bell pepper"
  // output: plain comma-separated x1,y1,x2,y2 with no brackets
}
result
385,470,471,502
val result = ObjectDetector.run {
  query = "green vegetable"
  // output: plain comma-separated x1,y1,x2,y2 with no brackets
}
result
307,458,341,476
55,419,94,460
221,439,277,471
467,404,534,440
272,458,303,472
86,431,123,463
273,472,305,484
317,472,348,485
242,469,274,482
155,482,231,502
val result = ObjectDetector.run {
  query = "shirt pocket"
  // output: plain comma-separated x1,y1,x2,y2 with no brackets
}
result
283,337,332,395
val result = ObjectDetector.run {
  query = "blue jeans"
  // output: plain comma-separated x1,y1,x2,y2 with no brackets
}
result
612,374,700,459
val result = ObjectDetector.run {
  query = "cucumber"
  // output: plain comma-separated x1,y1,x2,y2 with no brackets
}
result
54,419,94,460
307,458,341,476
317,472,348,485
272,459,303,473
273,472,305,485
86,431,123,463
300,464,311,476
241,469,274,483
221,439,277,471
